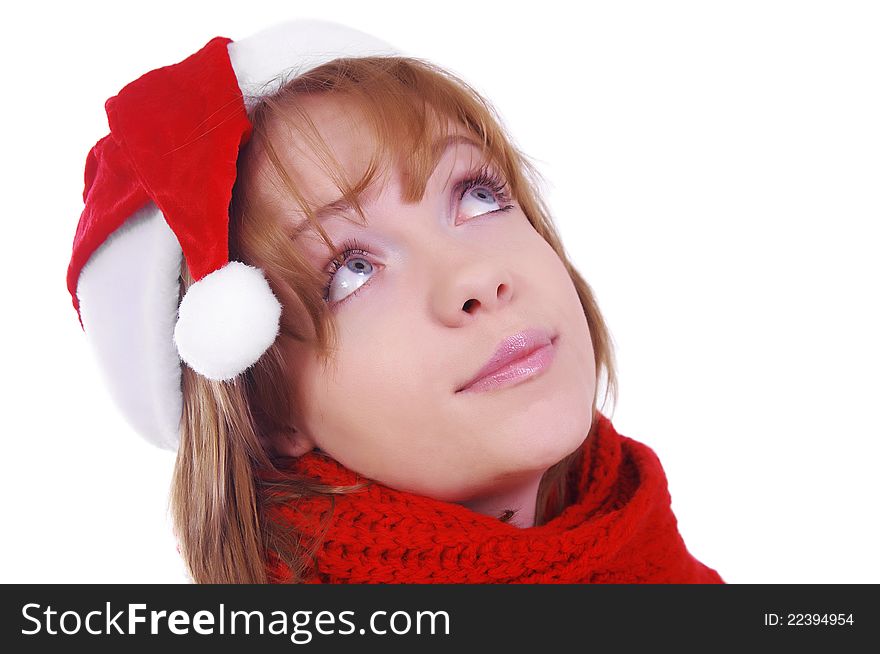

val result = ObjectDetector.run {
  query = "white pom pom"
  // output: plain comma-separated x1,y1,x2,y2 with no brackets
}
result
173,261,282,381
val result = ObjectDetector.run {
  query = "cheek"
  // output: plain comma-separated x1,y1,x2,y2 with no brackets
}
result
524,236,583,316
296,323,430,445
529,238,597,379
297,338,461,491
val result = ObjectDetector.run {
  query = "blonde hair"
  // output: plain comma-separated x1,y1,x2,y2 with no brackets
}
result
171,56,618,584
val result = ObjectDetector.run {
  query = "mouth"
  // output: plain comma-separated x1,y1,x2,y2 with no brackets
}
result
455,328,559,394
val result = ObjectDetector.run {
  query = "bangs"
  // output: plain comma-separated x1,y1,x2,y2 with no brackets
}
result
251,57,524,239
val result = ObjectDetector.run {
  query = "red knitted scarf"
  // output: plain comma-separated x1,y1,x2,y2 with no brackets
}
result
265,413,724,583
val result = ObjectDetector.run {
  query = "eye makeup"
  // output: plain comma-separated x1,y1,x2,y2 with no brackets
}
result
320,163,516,305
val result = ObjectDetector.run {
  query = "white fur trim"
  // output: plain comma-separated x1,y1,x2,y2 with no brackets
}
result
173,262,282,382
77,204,184,450
227,19,403,112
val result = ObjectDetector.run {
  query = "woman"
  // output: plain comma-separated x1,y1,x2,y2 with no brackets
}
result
67,19,723,584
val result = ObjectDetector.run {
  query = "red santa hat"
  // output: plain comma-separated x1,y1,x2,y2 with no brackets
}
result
67,20,401,449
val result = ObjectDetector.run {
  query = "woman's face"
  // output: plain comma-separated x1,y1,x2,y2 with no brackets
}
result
263,94,596,504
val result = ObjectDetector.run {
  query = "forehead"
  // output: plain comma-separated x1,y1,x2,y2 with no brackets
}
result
280,96,473,177
251,93,487,227
289,136,487,242
287,95,378,190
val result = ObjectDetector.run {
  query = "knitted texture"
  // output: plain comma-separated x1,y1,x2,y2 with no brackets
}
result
265,413,724,583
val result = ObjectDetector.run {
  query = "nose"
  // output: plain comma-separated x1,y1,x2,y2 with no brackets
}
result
431,254,514,327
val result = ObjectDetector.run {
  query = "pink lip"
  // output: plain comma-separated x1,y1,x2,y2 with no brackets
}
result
456,328,558,394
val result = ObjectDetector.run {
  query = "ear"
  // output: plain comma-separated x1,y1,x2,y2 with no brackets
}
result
265,426,317,458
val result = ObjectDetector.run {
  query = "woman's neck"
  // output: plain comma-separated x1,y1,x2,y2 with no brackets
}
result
459,472,544,528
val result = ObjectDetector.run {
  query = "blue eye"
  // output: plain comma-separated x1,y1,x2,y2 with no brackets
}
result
458,166,514,219
461,186,501,217
323,246,374,304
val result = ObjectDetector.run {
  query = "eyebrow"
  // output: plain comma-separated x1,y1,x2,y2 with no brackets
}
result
288,133,484,240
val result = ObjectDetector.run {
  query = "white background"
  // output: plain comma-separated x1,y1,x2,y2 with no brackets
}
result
1,0,877,583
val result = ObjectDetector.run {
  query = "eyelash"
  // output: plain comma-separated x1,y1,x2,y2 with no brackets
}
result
321,165,515,303
459,164,514,212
